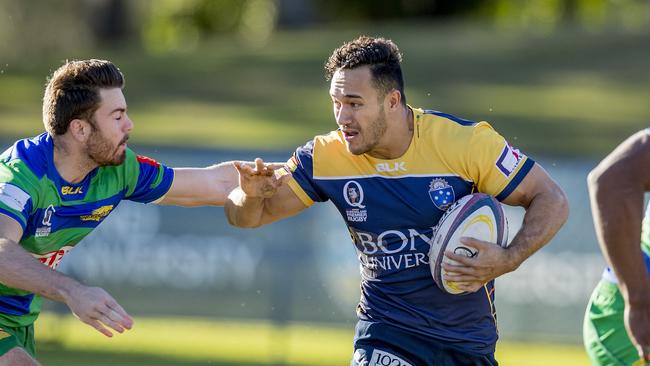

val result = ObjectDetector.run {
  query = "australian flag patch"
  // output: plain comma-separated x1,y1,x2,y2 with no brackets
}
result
429,178,455,210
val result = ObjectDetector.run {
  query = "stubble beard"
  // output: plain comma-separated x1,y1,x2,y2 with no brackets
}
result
86,128,127,167
349,108,387,156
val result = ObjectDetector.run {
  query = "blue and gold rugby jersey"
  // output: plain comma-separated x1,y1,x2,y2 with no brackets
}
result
286,108,534,354
0,133,174,327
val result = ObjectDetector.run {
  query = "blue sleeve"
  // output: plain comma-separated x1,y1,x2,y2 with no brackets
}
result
288,140,329,203
125,154,174,203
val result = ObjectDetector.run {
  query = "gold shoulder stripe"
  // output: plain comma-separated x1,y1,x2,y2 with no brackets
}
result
288,179,314,207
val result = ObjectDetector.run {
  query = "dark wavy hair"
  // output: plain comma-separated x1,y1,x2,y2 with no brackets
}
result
42,59,124,135
325,36,406,105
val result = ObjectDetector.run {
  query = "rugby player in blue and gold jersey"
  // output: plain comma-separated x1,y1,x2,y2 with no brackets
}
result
226,36,569,365
0,59,278,365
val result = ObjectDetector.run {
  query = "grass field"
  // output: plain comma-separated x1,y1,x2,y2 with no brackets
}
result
1,23,649,157
33,313,591,366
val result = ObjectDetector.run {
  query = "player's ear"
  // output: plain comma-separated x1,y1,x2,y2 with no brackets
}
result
69,119,92,142
385,89,401,111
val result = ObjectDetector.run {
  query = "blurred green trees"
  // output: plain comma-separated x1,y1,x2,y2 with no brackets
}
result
0,0,648,60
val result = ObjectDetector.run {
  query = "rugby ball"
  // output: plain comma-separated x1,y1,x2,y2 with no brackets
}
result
429,193,508,295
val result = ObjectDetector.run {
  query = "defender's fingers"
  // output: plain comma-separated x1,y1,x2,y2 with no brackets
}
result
266,162,285,170
273,173,292,188
233,161,249,175
254,158,265,172
84,318,113,337
97,313,125,334
106,301,133,329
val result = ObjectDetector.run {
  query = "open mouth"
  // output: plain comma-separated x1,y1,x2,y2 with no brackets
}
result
342,130,359,141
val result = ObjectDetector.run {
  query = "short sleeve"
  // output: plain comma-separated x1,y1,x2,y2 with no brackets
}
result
464,122,535,201
285,140,329,207
124,151,174,204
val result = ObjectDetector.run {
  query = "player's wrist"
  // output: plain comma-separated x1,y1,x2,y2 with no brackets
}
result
56,277,85,305
502,246,523,274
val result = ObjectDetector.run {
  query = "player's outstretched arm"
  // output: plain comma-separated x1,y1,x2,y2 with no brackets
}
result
157,161,284,207
444,163,569,292
225,158,306,228
0,215,132,338
588,129,650,363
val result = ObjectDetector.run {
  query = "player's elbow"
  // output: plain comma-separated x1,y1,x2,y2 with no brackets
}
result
554,186,570,225
587,165,613,198
587,168,602,192
228,217,262,229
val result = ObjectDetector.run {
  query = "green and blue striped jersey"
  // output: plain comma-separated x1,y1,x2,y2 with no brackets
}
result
0,133,174,327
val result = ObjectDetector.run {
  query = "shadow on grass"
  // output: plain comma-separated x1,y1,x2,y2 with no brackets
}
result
37,341,273,366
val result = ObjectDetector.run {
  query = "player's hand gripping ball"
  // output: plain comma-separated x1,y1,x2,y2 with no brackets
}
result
429,193,509,295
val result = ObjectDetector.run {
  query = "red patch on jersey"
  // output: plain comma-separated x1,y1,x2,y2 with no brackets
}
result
137,155,160,168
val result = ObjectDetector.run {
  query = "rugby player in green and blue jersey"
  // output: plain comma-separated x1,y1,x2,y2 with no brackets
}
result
226,36,569,366
0,59,278,365
584,130,650,366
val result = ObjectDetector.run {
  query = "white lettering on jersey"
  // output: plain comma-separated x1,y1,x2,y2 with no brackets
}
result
353,228,434,255
371,350,413,366
0,183,30,212
495,142,524,177
376,162,407,173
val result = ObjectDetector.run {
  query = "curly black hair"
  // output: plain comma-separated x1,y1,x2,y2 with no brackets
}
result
325,36,406,105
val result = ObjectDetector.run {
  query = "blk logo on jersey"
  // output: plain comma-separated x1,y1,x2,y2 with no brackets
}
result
61,186,83,195
376,162,406,173
496,142,524,177
344,181,367,222
428,178,455,210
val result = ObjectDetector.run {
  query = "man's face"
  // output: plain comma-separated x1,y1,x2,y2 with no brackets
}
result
330,66,387,156
348,187,359,201
86,88,132,166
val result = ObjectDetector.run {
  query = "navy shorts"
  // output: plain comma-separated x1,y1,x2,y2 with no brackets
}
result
351,320,498,366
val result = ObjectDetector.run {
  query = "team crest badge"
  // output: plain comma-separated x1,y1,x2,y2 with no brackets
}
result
429,178,455,210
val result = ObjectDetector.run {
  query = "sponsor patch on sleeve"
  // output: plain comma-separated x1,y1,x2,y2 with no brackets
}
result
0,183,30,212
495,142,524,177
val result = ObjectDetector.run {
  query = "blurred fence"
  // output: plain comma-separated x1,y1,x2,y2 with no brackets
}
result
30,144,603,343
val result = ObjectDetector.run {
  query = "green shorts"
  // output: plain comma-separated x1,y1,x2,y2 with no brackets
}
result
583,280,648,366
0,323,35,358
